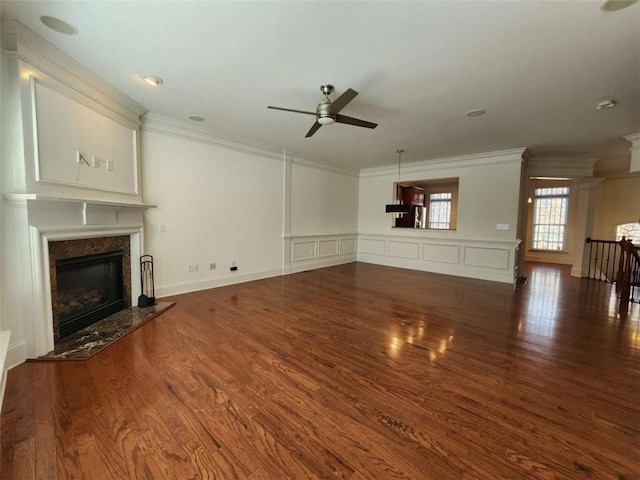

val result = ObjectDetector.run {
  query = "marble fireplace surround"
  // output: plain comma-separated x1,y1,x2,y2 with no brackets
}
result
24,197,149,357
49,235,132,341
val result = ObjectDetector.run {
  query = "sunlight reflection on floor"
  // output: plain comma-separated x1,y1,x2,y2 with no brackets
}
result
522,266,562,337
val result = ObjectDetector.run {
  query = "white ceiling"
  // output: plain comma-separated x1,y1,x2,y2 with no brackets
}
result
2,1,639,171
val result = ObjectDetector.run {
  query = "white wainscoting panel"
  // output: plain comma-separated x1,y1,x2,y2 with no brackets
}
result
357,233,518,284
340,238,357,255
359,238,386,256
463,246,510,270
292,241,316,262
388,241,420,260
288,234,357,273
422,243,460,264
318,239,339,258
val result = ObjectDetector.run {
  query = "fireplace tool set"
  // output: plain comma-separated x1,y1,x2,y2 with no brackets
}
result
138,255,156,307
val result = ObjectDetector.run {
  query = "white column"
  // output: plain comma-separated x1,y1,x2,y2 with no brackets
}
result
624,132,640,173
282,152,292,274
571,177,603,277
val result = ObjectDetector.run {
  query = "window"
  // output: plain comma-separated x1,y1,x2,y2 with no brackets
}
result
428,192,452,229
616,223,640,242
531,186,569,251
393,177,459,230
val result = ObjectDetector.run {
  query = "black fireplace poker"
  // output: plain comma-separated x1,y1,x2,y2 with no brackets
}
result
138,255,156,307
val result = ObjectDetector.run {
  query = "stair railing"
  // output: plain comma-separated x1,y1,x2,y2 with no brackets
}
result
585,237,620,282
586,236,639,305
616,237,640,306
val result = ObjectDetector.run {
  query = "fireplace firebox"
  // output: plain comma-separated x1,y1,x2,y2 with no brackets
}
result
55,251,125,338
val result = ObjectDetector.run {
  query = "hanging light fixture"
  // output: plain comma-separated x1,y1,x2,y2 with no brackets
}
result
385,149,411,213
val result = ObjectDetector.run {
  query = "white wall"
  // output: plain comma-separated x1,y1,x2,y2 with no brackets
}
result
141,117,360,296
291,162,358,235
357,149,524,283
593,176,640,240
286,160,359,273
141,128,285,297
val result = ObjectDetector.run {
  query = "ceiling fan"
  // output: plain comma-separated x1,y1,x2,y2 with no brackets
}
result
268,84,378,138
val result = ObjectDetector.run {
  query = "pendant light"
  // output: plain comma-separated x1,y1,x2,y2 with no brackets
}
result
385,149,411,213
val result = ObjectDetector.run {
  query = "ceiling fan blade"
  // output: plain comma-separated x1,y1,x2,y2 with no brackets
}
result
305,121,322,138
267,106,317,116
335,114,378,129
329,88,358,113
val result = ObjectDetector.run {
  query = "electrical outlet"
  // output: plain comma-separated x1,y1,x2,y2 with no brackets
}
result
194,264,199,272
209,263,216,270
106,159,113,171
188,265,194,273
496,224,510,230
159,224,166,233
232,260,237,267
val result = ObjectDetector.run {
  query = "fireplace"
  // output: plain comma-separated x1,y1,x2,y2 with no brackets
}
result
56,251,125,338
49,236,132,341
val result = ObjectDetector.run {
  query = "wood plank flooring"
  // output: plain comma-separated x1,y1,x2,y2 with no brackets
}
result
1,262,639,479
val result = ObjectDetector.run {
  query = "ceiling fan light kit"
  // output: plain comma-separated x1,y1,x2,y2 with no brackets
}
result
317,116,336,125
267,83,377,137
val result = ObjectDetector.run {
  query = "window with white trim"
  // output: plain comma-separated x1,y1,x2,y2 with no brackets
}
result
531,186,569,251
428,192,452,229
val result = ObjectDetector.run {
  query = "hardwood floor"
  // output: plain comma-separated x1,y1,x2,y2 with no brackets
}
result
1,262,639,479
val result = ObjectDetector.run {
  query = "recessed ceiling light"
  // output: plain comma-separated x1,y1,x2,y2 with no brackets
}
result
600,0,639,12
188,115,205,122
595,99,616,110
466,109,486,118
140,75,163,86
40,16,78,35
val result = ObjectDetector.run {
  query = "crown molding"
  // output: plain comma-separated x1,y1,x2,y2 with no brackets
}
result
623,132,640,144
359,148,527,178
593,169,640,179
290,155,359,177
142,113,286,162
527,156,598,179
1,18,147,122
142,114,359,176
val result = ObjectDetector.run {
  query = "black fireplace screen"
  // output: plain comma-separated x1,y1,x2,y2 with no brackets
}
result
56,250,125,338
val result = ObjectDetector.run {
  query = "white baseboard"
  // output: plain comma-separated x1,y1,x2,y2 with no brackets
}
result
0,331,13,413
5,339,26,371
289,254,357,274
156,268,283,298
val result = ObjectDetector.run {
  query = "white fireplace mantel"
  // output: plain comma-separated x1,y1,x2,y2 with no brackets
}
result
3,192,155,208
2,193,154,363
